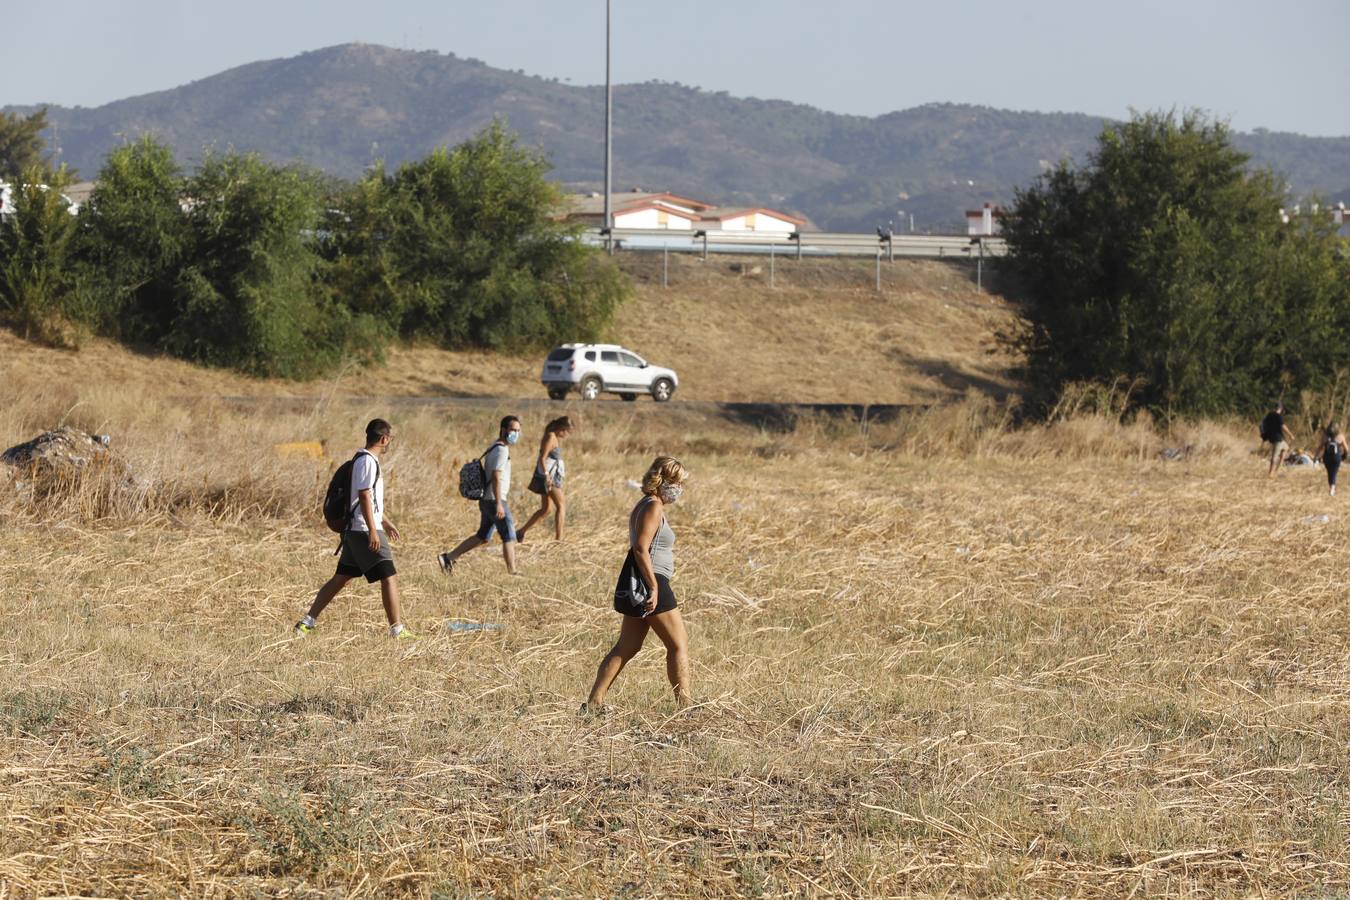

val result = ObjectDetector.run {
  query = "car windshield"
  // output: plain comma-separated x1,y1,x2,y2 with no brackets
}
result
546,348,574,362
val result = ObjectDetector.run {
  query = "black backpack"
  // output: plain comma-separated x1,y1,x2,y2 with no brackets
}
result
1261,413,1284,444
323,450,380,533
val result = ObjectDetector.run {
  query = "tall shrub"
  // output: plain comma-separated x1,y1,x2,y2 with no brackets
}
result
75,136,188,339
330,121,627,349
0,165,80,344
171,152,379,378
1001,110,1350,418
0,109,51,179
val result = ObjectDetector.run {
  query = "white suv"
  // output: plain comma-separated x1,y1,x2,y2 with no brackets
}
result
541,344,679,402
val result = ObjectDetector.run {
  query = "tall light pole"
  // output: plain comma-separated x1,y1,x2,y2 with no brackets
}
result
603,0,613,245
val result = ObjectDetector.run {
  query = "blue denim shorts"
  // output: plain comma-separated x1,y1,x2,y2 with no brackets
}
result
476,498,516,543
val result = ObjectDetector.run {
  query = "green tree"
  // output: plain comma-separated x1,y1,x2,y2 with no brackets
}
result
329,121,627,350
75,136,188,339
0,109,51,179
169,152,380,377
1001,110,1350,417
0,164,80,344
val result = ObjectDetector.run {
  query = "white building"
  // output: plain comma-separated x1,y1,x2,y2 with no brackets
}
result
564,191,710,230
562,191,806,233
966,202,1002,236
698,207,805,234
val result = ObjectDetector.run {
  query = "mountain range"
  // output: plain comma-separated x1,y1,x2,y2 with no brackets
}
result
9,43,1350,231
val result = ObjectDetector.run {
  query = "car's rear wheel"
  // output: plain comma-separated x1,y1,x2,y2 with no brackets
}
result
547,388,568,401
651,378,674,402
580,377,603,401
620,393,637,402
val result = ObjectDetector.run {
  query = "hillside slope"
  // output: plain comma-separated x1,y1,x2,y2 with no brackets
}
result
0,257,1018,406
10,43,1349,231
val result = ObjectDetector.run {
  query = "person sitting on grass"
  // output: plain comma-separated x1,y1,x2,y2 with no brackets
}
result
296,418,415,640
439,416,521,576
517,416,573,544
583,456,692,714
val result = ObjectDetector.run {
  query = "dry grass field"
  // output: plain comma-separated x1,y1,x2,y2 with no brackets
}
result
612,254,1018,404
2,338,1350,897
3,261,1349,897
0,255,1015,407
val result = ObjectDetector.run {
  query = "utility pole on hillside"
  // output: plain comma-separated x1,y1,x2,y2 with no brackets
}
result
603,0,614,253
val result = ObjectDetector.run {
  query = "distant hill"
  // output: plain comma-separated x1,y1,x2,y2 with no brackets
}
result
9,43,1350,231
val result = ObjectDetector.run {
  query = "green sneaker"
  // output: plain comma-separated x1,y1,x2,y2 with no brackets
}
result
394,627,419,641
293,620,316,637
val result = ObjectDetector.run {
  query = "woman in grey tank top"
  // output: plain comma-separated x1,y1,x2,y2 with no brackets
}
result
518,416,572,542
585,456,692,712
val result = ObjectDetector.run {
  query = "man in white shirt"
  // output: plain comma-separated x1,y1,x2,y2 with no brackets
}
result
439,415,522,576
296,418,415,639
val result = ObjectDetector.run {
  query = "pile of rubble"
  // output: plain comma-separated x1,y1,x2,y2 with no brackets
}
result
2,427,114,474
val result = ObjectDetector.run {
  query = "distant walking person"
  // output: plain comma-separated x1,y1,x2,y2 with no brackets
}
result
517,416,573,543
1318,422,1348,496
584,457,691,712
439,416,522,576
296,419,415,639
1261,403,1296,477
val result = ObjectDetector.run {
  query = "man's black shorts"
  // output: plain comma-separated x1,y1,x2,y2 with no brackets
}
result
336,530,396,583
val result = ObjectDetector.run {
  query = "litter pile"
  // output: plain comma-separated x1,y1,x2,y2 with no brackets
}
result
1,427,114,474
0,427,151,519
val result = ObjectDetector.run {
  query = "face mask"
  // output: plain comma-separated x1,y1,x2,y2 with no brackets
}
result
659,483,683,504
506,431,519,445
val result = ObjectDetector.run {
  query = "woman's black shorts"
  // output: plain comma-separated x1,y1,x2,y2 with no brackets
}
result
615,574,677,618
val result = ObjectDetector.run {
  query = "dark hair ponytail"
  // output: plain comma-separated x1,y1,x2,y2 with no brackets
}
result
545,416,573,435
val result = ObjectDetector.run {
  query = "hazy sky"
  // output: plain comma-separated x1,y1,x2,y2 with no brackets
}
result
6,0,1348,135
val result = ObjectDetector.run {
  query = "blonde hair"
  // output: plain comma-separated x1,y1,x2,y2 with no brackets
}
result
641,456,688,496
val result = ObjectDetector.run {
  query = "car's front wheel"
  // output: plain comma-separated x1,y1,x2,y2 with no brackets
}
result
651,378,674,402
580,376,603,401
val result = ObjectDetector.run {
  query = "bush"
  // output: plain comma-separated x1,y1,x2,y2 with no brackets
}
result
328,120,628,350
1001,110,1350,419
0,165,81,345
12,125,629,379
75,137,188,340
75,143,383,378
167,152,382,377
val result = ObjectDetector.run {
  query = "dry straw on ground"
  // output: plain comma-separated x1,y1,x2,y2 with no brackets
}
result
2,363,1349,896
1,260,1346,896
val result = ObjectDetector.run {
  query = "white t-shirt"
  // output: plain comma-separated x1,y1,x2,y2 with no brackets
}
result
348,450,383,532
483,442,510,503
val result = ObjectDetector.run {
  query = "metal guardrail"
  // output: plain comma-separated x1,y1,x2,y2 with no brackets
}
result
580,226,1006,260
